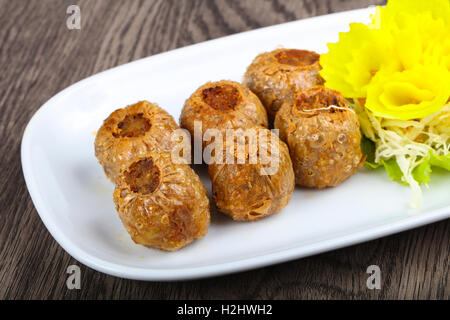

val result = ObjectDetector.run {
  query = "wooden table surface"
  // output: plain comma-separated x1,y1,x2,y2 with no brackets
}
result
0,0,448,300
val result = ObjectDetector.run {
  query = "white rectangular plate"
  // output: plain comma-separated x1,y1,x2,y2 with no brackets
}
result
21,7,450,281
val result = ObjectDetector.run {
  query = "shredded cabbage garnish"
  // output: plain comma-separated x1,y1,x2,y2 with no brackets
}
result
355,99,450,208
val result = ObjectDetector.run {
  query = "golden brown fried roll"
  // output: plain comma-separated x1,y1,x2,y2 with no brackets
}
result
180,80,268,148
275,86,363,188
243,49,324,122
208,127,295,221
95,101,178,184
113,152,210,251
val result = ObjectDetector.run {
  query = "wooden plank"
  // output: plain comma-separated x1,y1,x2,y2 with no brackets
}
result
0,0,448,299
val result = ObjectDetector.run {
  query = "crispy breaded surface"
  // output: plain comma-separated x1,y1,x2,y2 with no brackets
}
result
114,153,210,251
94,101,179,184
243,49,323,123
275,86,363,188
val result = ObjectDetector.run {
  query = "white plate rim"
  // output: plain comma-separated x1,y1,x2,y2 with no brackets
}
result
21,7,450,281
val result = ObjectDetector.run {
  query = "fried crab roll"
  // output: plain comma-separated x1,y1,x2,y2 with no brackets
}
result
95,101,179,184
113,152,210,251
180,80,268,149
275,86,363,188
208,127,295,221
243,49,324,122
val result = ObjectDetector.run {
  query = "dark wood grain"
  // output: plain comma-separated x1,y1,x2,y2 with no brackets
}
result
0,0,448,300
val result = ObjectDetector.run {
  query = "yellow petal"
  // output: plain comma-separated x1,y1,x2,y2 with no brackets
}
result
366,65,450,120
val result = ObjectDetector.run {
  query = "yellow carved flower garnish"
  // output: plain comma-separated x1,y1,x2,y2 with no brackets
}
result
319,24,399,98
371,0,450,31
366,65,450,120
426,36,450,72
